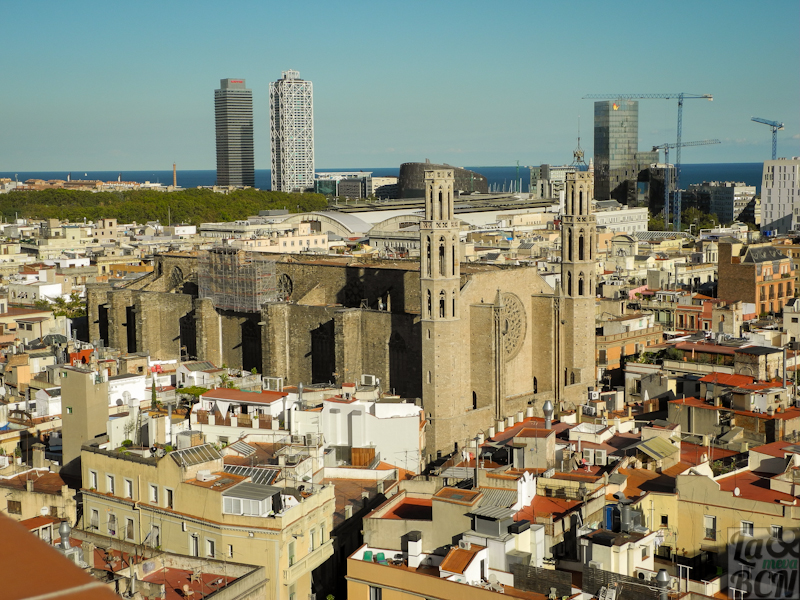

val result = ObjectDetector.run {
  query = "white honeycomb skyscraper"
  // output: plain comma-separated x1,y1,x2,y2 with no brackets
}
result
269,70,314,192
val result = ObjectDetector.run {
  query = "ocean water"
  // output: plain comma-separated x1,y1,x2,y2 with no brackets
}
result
0,163,765,195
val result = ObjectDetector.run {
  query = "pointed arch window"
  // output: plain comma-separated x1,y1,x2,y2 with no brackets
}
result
568,230,573,262
439,290,446,318
427,290,432,318
426,236,432,276
452,291,456,318
578,272,585,296
570,372,575,385
439,237,446,276
567,272,572,297
578,190,584,215
452,237,456,275
438,188,444,220
578,231,585,261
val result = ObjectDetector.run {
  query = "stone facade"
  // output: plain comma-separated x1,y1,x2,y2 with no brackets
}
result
88,175,597,461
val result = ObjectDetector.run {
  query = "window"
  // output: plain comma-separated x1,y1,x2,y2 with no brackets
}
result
369,586,383,600
7,500,21,515
288,541,296,566
661,515,668,528
289,584,296,600
165,488,174,509
125,518,134,541
771,525,783,540
207,539,216,558
49,506,58,518
124,479,133,499
90,509,99,530
310,529,316,552
228,544,234,559
107,513,117,536
89,471,98,490
741,521,754,537
190,534,199,557
66,407,73,414
704,515,716,540
106,474,115,495
641,546,648,559
149,485,158,505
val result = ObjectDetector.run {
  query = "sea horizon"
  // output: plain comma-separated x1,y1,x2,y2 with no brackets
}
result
0,162,767,194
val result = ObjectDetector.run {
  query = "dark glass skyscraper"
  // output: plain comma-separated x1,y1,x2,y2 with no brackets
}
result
215,78,254,187
594,100,640,202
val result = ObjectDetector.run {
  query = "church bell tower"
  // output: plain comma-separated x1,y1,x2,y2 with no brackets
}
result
420,169,461,456
560,170,597,406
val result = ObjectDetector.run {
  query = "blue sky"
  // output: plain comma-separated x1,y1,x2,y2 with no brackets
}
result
2,0,798,170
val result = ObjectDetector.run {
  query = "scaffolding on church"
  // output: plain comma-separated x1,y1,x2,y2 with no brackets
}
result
198,248,277,313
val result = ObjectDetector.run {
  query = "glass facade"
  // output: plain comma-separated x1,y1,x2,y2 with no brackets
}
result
594,100,639,202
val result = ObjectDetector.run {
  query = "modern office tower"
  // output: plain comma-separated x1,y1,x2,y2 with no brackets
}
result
688,181,757,224
269,70,314,192
594,100,642,203
761,157,800,234
214,78,255,187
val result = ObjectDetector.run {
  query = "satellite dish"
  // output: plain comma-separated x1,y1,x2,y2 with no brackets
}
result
40,506,49,516
734,487,741,497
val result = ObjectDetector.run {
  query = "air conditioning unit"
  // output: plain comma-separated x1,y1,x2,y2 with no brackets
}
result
589,391,600,401
458,540,472,550
595,449,607,466
635,569,654,581
583,449,594,466
589,560,603,570
583,404,597,416
361,374,377,386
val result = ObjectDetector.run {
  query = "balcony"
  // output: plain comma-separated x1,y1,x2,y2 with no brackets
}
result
283,539,334,583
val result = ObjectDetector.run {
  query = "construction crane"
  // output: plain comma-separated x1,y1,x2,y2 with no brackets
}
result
751,117,784,160
652,139,721,230
584,93,713,229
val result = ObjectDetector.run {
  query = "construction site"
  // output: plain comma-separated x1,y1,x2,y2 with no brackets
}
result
197,248,279,313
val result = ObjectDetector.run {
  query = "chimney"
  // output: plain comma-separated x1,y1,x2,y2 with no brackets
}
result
526,406,534,418
543,400,553,429
516,411,524,424
488,426,495,438
173,163,177,188
344,505,353,519
26,478,34,492
656,569,670,600
406,531,423,568
506,415,514,428
32,443,45,469
82,541,96,568
496,419,505,433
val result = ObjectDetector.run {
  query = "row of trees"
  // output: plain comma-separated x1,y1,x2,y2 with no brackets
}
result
0,188,328,225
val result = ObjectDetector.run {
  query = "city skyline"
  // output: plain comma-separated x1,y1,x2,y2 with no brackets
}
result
1,0,798,171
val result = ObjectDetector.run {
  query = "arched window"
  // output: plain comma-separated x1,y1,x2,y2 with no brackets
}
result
427,290,432,317
533,377,538,394
578,277,584,296
571,188,575,215
578,233,585,261
426,236,432,276
570,372,575,385
578,190,583,215
567,272,572,296
564,369,568,386
568,230,573,262
439,238,446,276
452,291,456,318
472,391,477,410
439,291,446,318
439,189,444,220
452,237,456,275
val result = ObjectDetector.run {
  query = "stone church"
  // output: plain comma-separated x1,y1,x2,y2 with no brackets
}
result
87,170,596,460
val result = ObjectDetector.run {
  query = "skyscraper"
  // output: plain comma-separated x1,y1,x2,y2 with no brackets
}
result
269,70,314,192
214,78,254,188
594,100,644,203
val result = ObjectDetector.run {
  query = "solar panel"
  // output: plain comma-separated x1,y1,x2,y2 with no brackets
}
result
170,444,221,467
230,441,256,457
223,465,279,486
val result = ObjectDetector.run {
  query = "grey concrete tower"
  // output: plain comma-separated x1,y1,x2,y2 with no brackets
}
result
420,169,461,456
560,170,597,408
215,78,255,187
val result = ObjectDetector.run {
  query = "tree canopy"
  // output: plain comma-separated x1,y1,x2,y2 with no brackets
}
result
0,188,328,226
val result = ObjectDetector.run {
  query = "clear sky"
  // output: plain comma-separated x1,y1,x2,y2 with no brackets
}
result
2,0,798,170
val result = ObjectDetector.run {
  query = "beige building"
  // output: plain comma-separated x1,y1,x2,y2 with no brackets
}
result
0,463,77,523
61,367,110,468
80,441,335,600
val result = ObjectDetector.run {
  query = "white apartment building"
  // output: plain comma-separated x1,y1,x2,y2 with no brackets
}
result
761,157,800,234
688,181,757,224
593,204,648,233
230,222,328,254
